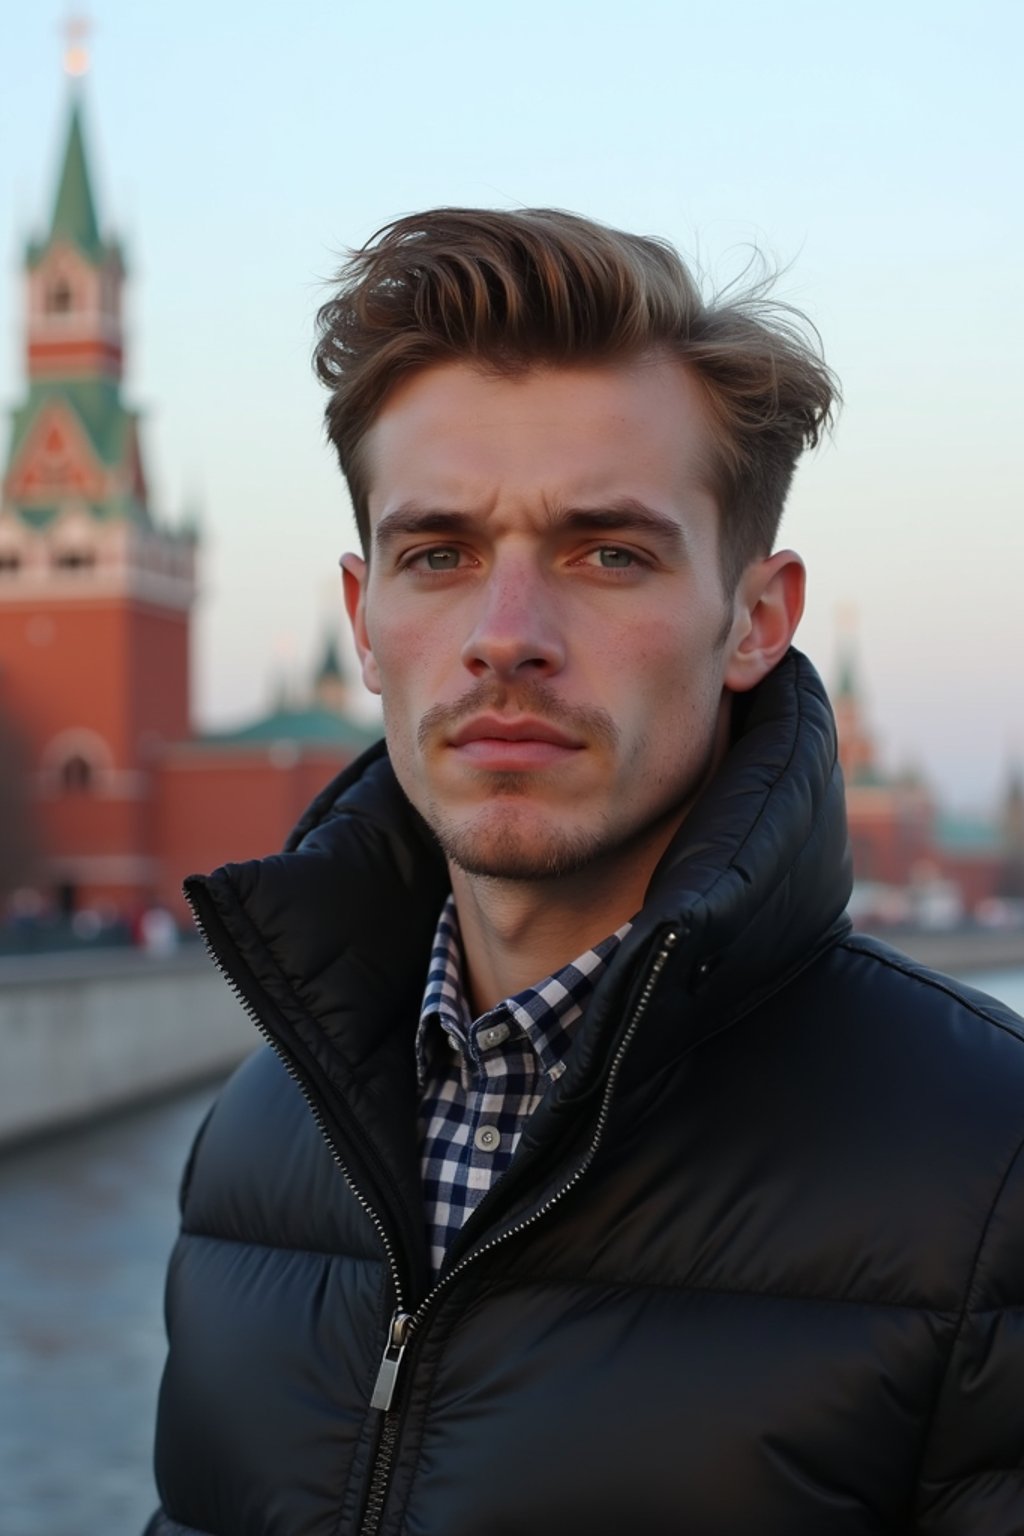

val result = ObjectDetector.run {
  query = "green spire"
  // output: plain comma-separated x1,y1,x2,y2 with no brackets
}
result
835,643,857,701
316,630,344,683
49,96,102,259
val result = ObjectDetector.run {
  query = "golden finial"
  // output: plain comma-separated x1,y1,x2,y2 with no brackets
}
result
62,14,92,77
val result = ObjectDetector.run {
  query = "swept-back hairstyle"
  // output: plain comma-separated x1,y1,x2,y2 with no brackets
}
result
313,208,838,588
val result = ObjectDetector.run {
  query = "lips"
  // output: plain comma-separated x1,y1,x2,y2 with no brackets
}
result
448,715,582,750
445,714,585,771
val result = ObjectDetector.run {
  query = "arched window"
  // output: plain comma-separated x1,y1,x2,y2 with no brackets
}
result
46,278,73,314
42,730,112,796
54,548,95,571
60,754,93,794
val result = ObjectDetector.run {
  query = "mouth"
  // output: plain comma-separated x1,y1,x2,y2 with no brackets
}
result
449,715,582,749
447,715,584,769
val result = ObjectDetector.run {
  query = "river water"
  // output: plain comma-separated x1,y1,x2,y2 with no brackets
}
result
2,967,1023,1535
0,1084,218,1536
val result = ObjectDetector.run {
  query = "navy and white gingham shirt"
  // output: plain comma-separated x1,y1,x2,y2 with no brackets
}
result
416,895,632,1275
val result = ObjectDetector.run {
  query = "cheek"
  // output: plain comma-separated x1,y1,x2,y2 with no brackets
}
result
367,609,458,712
366,608,421,683
614,620,709,694
373,599,472,672
615,621,727,733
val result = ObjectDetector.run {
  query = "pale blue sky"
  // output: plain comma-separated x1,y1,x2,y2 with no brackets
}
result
3,0,1021,805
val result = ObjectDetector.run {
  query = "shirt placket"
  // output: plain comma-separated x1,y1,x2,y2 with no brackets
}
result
463,1008,525,1195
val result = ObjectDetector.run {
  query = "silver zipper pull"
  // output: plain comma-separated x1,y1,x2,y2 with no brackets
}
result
370,1310,414,1411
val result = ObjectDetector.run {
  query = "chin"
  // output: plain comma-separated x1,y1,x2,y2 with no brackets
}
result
430,806,613,883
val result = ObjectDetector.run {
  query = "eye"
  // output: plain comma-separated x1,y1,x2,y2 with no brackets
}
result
584,546,642,569
409,546,463,571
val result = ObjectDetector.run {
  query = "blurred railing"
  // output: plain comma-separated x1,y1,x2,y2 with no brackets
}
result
0,945,253,1147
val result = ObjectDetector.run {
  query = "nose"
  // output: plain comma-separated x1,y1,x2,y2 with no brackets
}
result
459,558,566,681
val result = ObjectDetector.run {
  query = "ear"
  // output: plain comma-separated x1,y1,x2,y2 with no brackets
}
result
340,552,382,696
723,549,805,695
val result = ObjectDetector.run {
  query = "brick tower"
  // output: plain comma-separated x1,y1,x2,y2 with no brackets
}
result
0,87,197,917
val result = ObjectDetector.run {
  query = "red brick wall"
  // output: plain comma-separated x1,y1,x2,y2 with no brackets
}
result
153,749,358,917
0,596,189,771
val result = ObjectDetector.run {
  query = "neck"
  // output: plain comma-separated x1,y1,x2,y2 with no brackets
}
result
448,822,676,1014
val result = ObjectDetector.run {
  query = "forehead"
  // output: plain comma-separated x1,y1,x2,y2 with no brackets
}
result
361,354,719,529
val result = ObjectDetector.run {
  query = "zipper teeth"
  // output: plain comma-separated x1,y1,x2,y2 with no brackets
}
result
361,1414,400,1536
190,894,679,1536
185,893,406,1313
359,925,681,1536
405,926,680,1336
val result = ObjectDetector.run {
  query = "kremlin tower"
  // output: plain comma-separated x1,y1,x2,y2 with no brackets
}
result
0,73,375,929
0,90,197,917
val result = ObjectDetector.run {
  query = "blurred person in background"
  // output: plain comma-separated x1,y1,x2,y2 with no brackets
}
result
146,210,1024,1536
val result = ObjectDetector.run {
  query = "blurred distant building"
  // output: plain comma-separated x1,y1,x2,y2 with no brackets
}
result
834,643,934,889
0,88,376,925
833,632,1022,925
1000,770,1024,897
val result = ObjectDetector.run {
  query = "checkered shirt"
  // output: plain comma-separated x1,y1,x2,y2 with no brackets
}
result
416,894,632,1276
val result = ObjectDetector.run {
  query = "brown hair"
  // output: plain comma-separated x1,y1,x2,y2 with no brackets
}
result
313,207,838,589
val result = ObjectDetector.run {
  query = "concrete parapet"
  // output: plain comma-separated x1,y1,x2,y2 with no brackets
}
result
0,946,256,1146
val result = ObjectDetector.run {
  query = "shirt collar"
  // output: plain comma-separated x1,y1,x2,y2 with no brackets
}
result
416,894,632,1086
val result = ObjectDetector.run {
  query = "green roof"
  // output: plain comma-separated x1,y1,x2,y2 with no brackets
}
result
7,378,129,469
4,381,153,529
11,496,152,532
48,97,102,260
201,705,379,750
846,764,888,789
935,811,1001,854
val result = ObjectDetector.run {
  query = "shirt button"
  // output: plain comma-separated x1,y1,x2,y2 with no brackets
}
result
446,1031,461,1051
474,1124,501,1153
478,1021,511,1050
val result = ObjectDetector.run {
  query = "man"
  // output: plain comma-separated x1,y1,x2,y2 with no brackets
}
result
147,210,1024,1536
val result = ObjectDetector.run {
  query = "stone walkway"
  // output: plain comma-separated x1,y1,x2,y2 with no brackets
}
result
0,1085,217,1536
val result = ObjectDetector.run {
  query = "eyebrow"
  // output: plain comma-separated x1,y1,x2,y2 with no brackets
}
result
374,507,479,552
374,498,688,554
553,500,687,549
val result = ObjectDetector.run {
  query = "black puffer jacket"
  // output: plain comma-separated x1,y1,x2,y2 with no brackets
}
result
148,651,1024,1536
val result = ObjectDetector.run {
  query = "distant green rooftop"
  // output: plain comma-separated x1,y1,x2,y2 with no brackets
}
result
7,379,132,469
935,811,1001,855
14,498,147,531
4,380,152,529
201,705,379,751
845,763,888,789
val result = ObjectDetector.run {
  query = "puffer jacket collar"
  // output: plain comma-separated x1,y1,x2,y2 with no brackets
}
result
642,643,852,1030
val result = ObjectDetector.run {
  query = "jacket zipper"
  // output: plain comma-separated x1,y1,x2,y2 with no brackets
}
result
186,884,677,1536
358,925,680,1536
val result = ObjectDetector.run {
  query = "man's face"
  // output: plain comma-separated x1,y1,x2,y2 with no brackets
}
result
344,354,773,885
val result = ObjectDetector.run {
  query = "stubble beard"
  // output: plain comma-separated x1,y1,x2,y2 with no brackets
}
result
390,679,624,883
406,666,731,885
425,788,619,882
401,698,713,888
389,601,736,885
